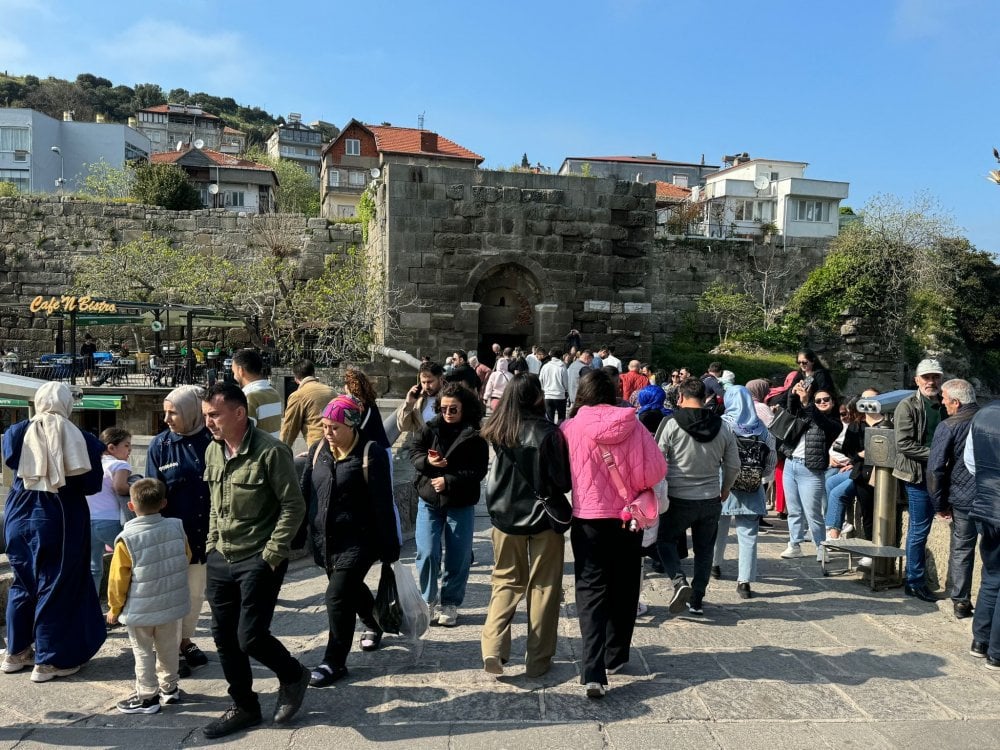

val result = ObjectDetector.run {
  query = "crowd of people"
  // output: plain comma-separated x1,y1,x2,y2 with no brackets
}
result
2,342,1000,739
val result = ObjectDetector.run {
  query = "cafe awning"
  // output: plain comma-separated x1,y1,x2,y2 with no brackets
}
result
0,395,123,410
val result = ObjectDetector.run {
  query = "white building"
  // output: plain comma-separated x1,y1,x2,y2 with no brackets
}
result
151,146,277,214
0,108,150,194
688,157,849,240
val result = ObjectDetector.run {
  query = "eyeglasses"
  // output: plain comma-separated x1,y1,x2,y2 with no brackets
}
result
796,360,809,366
815,397,832,404
439,405,461,415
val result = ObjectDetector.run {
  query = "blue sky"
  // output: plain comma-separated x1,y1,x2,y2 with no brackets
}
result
3,0,998,252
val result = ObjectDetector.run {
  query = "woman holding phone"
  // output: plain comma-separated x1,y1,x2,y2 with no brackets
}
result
406,383,489,627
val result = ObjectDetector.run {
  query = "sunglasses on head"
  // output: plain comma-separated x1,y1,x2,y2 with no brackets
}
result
439,405,461,415
815,397,832,404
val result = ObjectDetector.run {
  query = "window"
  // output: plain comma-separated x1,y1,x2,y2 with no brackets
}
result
328,170,340,187
796,200,828,222
337,204,356,218
770,171,779,182
348,170,365,187
0,169,29,192
734,199,773,222
0,126,30,152
345,138,360,156
672,174,689,188
13,150,27,162
224,191,245,207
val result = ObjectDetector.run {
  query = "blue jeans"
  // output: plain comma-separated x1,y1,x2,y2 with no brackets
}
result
414,501,475,607
713,513,759,583
973,521,1000,660
904,482,935,587
824,470,856,531
90,518,122,596
782,458,826,552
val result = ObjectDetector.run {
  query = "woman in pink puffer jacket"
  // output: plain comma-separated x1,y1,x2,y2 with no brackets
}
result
559,368,666,699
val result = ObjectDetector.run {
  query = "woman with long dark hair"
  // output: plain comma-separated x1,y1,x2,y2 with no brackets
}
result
479,374,572,678
779,383,842,562
560,369,666,698
407,383,489,627
303,395,400,687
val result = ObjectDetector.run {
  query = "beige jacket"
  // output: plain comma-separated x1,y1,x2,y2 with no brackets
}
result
280,377,338,447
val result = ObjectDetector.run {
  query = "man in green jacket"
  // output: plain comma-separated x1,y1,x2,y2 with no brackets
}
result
199,382,309,739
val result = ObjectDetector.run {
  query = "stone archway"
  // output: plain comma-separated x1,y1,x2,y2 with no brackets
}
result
472,262,542,365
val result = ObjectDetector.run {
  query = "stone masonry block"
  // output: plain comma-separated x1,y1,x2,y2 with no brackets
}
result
399,312,431,329
446,184,466,200
471,186,500,203
434,233,481,250
502,187,521,203
408,267,438,284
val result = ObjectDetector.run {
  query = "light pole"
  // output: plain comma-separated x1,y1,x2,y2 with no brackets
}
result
50,145,65,193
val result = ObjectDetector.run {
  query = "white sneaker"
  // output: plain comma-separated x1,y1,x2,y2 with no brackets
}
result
780,544,804,559
858,556,873,568
841,523,855,537
30,663,81,683
437,605,458,628
1,647,34,673
636,600,649,617
429,603,442,625
585,681,607,699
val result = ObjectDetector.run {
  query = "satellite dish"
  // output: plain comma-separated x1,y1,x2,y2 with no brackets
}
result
176,141,184,151
193,138,205,149
150,320,164,332
369,167,381,179
753,175,770,190
208,183,219,195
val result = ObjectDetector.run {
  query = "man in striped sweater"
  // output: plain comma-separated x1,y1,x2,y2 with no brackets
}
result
231,349,282,438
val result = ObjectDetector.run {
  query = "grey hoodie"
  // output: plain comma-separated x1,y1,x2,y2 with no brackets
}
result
658,408,740,501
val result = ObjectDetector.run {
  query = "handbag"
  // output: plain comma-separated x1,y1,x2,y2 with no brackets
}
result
500,446,572,534
769,406,809,446
599,447,658,531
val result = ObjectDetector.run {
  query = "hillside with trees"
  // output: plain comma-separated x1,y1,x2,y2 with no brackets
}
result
0,72,292,149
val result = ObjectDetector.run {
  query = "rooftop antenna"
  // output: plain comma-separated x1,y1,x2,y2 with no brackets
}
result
417,111,425,129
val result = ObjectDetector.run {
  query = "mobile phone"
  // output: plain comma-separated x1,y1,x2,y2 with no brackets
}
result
802,376,814,389
428,449,440,459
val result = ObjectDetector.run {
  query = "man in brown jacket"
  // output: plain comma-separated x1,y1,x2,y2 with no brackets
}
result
280,359,337,451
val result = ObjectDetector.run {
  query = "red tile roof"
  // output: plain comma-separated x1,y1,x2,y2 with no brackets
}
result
653,181,692,201
366,125,483,163
151,147,273,171
223,126,245,135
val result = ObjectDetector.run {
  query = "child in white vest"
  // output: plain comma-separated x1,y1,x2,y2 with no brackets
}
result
107,478,191,714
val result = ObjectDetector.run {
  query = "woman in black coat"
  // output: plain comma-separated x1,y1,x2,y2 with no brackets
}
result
407,383,489,627
303,395,400,687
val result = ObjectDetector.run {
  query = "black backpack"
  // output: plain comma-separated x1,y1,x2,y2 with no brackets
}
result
732,435,768,493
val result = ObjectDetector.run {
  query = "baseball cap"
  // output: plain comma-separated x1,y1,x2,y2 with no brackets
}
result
915,358,943,377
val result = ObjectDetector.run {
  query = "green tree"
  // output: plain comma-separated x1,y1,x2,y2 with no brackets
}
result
698,281,760,345
131,83,165,111
132,163,202,210
78,158,135,200
245,147,320,215
0,181,19,197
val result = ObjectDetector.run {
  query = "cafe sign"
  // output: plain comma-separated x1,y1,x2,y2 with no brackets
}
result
29,295,118,316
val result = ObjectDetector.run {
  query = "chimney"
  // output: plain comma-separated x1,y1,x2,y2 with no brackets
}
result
62,110,74,121
95,114,105,124
420,131,438,152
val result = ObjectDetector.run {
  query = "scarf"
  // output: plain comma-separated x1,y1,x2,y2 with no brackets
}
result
766,370,798,404
635,384,670,416
17,381,91,492
165,385,206,435
722,385,768,438
746,378,770,404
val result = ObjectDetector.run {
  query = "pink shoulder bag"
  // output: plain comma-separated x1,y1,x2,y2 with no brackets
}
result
599,448,658,531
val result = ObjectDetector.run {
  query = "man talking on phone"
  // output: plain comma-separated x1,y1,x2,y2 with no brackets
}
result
395,362,446,435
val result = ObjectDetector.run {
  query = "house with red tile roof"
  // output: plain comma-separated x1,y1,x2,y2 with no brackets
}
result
320,120,483,219
557,154,718,190
135,103,225,152
151,146,278,213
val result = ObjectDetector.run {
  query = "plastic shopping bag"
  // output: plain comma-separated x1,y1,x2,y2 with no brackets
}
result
393,561,430,640
373,563,404,635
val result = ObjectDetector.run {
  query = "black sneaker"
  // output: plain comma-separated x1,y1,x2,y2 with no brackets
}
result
668,581,692,614
274,665,311,723
160,686,181,705
181,642,208,669
987,656,1000,671
117,693,161,714
971,640,988,658
758,517,774,528
177,657,191,679
954,601,974,619
203,705,262,739
711,565,721,580
687,599,704,616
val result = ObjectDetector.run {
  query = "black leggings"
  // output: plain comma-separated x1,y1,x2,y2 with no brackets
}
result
322,561,379,667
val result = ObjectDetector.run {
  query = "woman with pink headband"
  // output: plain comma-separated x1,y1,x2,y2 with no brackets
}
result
301,395,400,688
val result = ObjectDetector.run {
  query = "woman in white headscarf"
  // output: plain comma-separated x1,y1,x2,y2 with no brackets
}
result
144,385,213,676
2,382,106,682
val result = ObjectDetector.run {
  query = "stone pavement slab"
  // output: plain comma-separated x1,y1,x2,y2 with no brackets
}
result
2,510,999,749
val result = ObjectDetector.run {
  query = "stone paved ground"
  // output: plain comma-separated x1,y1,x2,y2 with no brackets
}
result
1,508,998,749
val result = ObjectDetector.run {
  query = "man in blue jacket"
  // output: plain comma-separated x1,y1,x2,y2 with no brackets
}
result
928,379,979,619
964,399,1000,669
